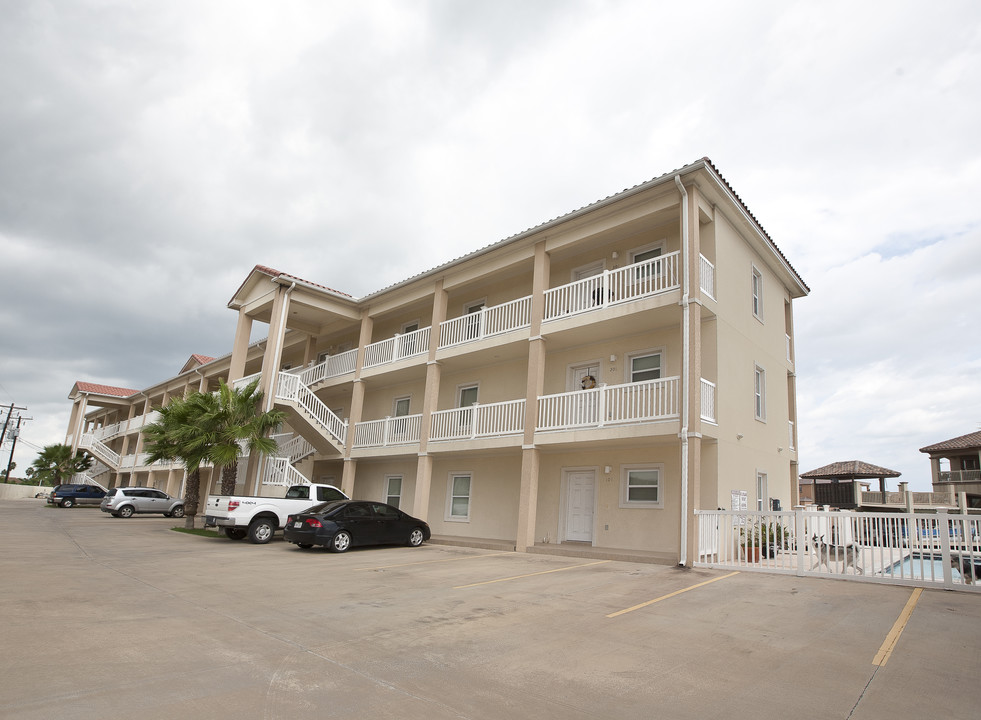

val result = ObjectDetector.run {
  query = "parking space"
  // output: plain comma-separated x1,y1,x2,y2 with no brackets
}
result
1,499,978,720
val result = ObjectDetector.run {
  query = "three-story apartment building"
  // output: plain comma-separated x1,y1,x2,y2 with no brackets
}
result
65,158,807,565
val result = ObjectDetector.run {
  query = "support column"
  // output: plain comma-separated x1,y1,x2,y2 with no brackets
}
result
259,283,292,412
228,310,254,383
412,281,447,523
516,242,549,552
341,459,357,498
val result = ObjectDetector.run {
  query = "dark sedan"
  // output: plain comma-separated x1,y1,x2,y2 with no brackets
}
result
284,500,431,552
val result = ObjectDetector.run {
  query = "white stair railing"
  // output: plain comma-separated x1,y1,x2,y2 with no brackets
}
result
275,433,316,463
276,372,348,448
299,349,358,386
78,433,121,468
262,457,311,487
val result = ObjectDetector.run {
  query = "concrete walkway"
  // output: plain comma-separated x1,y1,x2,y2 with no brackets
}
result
1,499,978,719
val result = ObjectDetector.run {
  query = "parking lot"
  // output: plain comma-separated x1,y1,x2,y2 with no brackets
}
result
1,499,978,720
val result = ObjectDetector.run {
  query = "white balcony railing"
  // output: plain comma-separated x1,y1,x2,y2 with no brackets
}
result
353,414,423,448
699,254,715,300
537,378,680,432
700,378,717,423
430,400,526,442
233,371,263,391
298,349,358,386
363,327,431,369
544,252,680,322
439,296,533,349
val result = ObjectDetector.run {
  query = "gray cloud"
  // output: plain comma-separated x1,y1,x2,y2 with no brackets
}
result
2,0,980,488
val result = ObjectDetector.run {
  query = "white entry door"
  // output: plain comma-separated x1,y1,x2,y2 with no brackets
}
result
566,470,595,542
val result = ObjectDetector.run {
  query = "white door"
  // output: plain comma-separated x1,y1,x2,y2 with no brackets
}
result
570,365,600,426
566,470,595,542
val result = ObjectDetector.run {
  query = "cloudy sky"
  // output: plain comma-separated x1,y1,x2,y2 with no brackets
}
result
1,0,979,490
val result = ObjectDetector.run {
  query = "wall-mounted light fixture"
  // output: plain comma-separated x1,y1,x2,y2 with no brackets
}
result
604,465,612,474
736,434,744,440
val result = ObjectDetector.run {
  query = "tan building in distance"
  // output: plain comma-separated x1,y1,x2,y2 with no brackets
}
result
65,157,808,565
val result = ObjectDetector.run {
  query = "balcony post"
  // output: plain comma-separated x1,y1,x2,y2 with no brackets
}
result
383,416,391,447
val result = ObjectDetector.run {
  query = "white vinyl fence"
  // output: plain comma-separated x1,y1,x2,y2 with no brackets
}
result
696,508,981,592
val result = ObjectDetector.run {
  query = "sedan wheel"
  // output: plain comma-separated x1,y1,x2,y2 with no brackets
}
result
408,528,425,547
171,505,185,518
329,530,352,553
118,505,135,518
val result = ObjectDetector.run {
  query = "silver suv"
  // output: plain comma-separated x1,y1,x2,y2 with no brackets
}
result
101,487,185,518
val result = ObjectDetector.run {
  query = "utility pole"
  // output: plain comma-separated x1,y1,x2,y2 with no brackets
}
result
1,403,27,447
4,416,24,481
1,405,29,482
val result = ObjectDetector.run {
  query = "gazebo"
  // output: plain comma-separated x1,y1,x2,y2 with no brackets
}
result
800,460,901,507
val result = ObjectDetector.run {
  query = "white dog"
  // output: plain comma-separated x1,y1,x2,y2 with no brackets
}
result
811,535,863,575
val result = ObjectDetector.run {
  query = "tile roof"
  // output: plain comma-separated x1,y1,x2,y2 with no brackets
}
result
919,431,981,454
189,354,215,365
800,461,902,479
74,382,140,398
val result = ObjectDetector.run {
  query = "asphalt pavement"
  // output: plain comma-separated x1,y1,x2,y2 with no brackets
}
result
1,499,978,720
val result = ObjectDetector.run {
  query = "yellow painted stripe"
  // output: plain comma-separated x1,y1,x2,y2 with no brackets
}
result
454,560,611,589
606,571,740,618
355,551,512,571
872,587,923,666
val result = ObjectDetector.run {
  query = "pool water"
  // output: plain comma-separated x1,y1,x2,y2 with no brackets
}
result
886,554,963,581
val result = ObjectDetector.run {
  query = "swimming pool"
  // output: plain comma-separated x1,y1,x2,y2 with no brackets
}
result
885,553,962,581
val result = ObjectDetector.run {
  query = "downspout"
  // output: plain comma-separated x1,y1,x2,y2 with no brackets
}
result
675,176,690,567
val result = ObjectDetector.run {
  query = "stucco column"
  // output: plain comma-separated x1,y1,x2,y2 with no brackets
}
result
68,395,89,453
929,457,942,487
516,242,549,552
412,281,447,523
228,310,254,383
341,459,357,498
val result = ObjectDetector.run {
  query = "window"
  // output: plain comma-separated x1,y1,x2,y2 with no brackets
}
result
317,486,346,502
629,351,662,382
631,243,664,285
754,365,767,421
621,465,663,508
447,474,471,521
393,397,410,417
371,503,401,519
464,300,485,340
757,472,768,511
752,265,764,321
386,476,402,508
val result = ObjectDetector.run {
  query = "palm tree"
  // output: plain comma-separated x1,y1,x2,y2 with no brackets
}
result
29,444,93,486
142,393,212,529
196,378,286,495
142,379,287,527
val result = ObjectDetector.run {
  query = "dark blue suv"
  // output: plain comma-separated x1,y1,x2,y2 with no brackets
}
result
48,484,107,508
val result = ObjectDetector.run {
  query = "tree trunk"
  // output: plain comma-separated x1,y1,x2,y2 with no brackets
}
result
183,468,201,529
220,464,238,496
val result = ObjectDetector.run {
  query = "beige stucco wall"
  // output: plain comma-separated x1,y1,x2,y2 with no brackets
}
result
425,454,522,541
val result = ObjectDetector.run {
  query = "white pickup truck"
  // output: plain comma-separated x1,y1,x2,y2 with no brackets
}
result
203,483,348,544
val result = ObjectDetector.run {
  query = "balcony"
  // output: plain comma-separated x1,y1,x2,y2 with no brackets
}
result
364,327,431,369
537,378,680,432
439,296,532,349
939,470,981,484
544,252,680,322
430,400,527,442
353,414,423,448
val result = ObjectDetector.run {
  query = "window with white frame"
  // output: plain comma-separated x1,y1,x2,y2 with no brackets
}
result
628,351,662,383
386,476,402,508
756,472,768,511
393,396,410,417
447,474,472,521
754,365,767,421
620,464,664,508
752,265,764,321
